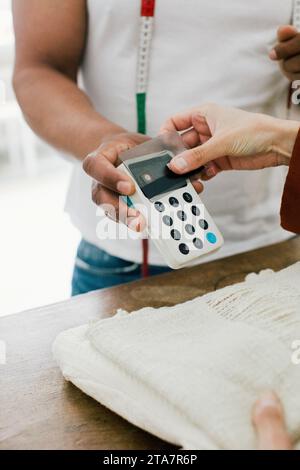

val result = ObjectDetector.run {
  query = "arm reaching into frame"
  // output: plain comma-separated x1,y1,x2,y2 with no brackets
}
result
160,103,299,178
160,103,300,234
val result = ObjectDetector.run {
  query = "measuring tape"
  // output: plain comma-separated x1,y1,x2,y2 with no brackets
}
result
137,0,156,277
136,0,156,134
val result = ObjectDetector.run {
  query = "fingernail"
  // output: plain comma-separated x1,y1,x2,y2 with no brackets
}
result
269,49,277,60
117,181,133,195
192,179,204,193
254,392,281,416
206,167,216,177
170,157,188,171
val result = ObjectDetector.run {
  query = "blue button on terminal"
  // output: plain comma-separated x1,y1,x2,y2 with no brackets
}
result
206,232,217,244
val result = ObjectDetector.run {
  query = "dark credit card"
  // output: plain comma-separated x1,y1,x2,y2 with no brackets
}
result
127,152,203,199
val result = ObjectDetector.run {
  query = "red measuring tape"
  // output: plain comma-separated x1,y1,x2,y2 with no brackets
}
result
137,0,156,277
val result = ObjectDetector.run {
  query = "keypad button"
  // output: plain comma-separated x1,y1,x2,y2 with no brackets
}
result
177,210,187,221
162,215,173,226
206,232,217,244
191,205,200,217
154,201,165,213
179,243,190,255
171,229,181,241
183,192,193,203
169,197,179,207
185,224,195,235
193,238,203,250
199,219,209,230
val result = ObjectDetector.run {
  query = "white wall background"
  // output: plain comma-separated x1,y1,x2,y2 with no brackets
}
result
0,0,81,316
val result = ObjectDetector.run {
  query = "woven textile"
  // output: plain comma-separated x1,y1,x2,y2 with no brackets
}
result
53,263,300,449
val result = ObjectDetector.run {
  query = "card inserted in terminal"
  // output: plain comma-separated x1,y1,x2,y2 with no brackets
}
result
127,151,187,200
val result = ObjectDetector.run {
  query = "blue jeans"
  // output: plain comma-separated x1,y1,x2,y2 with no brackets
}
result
71,239,171,296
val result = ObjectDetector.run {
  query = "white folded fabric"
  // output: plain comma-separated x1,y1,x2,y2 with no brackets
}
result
53,263,300,450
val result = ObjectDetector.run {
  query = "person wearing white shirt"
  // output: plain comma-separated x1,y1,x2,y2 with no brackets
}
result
12,0,300,294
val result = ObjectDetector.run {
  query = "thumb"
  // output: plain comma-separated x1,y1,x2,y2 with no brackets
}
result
168,135,228,174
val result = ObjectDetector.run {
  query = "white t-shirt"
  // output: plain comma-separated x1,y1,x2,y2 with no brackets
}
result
65,0,295,265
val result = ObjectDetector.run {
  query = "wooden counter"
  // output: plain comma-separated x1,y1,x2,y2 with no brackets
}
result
1,238,299,449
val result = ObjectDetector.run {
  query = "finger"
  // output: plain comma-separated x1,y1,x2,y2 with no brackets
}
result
282,54,300,73
159,115,192,134
190,163,220,187
230,152,282,171
271,33,300,61
181,128,201,149
92,183,144,231
277,25,298,43
192,113,212,136
189,174,204,193
168,136,228,174
160,104,218,136
199,161,221,180
159,107,201,134
281,71,300,81
198,134,211,145
175,115,211,148
83,150,135,195
252,391,292,450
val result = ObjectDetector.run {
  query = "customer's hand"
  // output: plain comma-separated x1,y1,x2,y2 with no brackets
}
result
270,25,300,82
83,132,150,231
83,131,204,230
160,103,299,179
252,392,292,450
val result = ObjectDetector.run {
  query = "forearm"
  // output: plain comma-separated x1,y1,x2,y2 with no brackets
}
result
13,65,124,160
